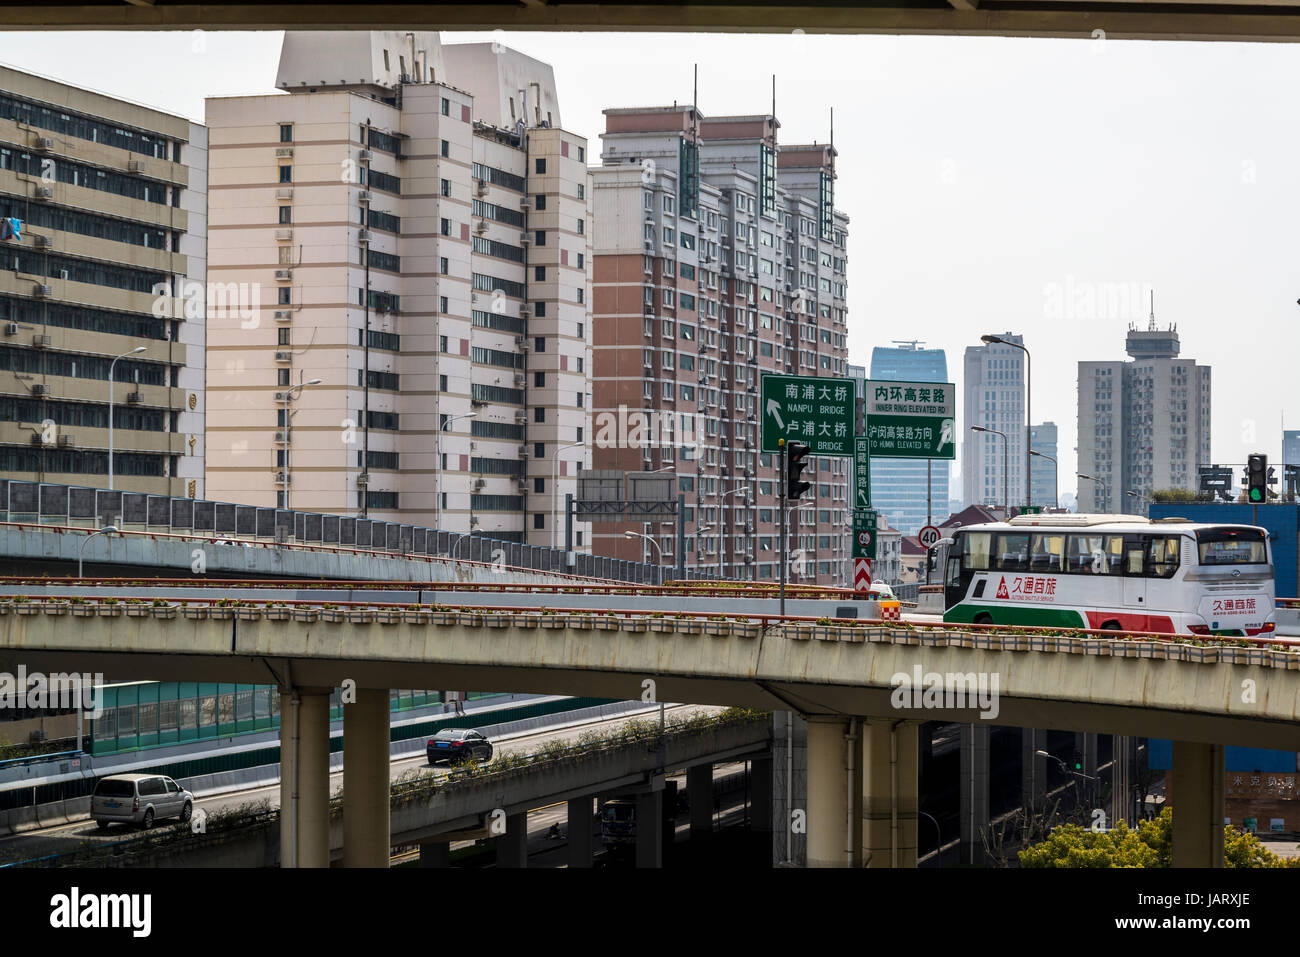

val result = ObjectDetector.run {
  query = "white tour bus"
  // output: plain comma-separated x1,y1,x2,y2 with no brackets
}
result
939,514,1276,637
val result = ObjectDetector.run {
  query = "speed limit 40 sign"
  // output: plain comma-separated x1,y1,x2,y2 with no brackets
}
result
918,525,941,549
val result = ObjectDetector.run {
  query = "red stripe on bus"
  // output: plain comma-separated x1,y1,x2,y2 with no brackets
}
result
1083,611,1176,633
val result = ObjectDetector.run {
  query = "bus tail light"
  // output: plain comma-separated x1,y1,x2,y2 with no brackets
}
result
1260,622,1275,634
1187,625,1211,635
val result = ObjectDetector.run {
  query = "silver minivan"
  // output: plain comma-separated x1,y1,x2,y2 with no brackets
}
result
90,773,193,830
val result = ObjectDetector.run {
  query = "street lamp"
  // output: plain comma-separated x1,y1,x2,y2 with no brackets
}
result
79,525,118,579
719,485,751,580
1078,473,1106,511
971,425,1008,515
981,334,1031,510
280,377,322,511
695,525,714,578
624,530,663,565
107,346,146,491
435,411,477,531
551,440,584,550
1029,449,1058,509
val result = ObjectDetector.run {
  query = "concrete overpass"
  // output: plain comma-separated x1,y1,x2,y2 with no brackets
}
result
3,596,1298,867
8,0,1300,42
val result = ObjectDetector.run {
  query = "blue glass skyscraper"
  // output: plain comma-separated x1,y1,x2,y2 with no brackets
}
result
868,342,950,534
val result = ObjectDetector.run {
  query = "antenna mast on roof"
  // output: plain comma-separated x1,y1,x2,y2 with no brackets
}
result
692,64,698,141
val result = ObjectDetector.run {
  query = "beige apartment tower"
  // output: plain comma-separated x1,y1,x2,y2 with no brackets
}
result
0,65,207,497
206,32,592,547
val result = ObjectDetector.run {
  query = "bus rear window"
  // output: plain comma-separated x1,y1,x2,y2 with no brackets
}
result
1197,529,1266,565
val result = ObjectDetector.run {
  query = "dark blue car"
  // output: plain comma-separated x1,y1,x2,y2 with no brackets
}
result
427,728,494,766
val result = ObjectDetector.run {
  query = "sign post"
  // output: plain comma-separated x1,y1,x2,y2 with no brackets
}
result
863,380,956,460
761,374,856,456
854,436,871,509
853,508,877,593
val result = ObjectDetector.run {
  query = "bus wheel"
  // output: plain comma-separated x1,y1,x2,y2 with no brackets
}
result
1100,620,1122,631
974,613,992,626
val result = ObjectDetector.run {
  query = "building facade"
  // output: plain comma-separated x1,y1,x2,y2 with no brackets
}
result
1284,430,1299,467
0,65,207,498
1030,420,1058,508
1077,322,1210,513
205,32,593,546
962,332,1026,511
590,106,851,584
866,341,949,533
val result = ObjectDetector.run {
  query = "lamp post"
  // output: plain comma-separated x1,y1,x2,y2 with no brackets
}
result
695,525,714,578
624,529,662,567
719,485,751,581
971,425,1008,515
435,411,477,532
551,440,584,550
1078,473,1106,512
981,334,1030,510
1126,489,1147,515
1029,449,1058,509
280,377,322,511
78,525,118,579
107,346,146,491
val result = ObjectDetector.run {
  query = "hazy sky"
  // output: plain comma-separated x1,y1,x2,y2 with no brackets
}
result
4,30,1296,496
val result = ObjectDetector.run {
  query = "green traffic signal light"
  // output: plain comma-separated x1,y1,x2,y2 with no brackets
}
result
1249,487,1264,503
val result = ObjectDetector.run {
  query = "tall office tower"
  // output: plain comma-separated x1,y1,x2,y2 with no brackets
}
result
591,106,850,585
962,332,1026,511
205,32,593,547
1284,430,1300,467
867,341,949,533
1030,421,1058,508
1077,320,1210,512
0,65,207,497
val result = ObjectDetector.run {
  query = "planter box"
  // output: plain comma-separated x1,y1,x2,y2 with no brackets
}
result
891,630,921,646
1219,647,1266,667
1056,636,1085,654
347,609,376,624
150,605,178,619
568,616,594,630
703,621,732,637
945,632,975,649
648,619,673,633
429,611,458,627
236,608,263,621
95,605,123,618
970,633,997,651
482,613,511,628
42,603,69,616
1183,645,1219,665
539,616,566,629
209,607,235,620
402,610,430,625
733,622,763,639
456,612,483,628
1082,639,1112,657
1026,636,1059,654
1112,641,1144,659
510,614,538,629
917,631,949,648
14,603,40,616
264,608,292,621
784,624,812,641
674,619,704,635
70,605,96,618
319,609,346,623
293,608,320,624
181,606,210,621
374,610,404,625
620,618,649,633
123,605,150,618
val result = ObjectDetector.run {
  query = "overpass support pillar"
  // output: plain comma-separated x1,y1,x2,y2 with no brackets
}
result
805,715,861,867
688,763,713,840
1022,728,1047,817
343,688,392,867
750,755,773,840
1171,741,1225,868
959,723,990,867
635,791,663,868
567,798,593,868
496,812,529,868
862,719,919,868
278,687,332,868
418,841,450,868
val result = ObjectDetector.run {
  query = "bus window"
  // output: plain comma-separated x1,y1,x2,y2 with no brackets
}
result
1147,536,1181,579
994,533,1029,572
1067,534,1121,574
1029,534,1065,572
1123,535,1146,576
959,532,991,570
1196,528,1267,565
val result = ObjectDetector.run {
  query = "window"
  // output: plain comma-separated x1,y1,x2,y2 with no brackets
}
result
534,407,545,423
534,372,545,387
441,97,450,116
278,205,292,224
278,287,291,305
535,337,545,352
577,183,585,199
279,124,293,142
440,218,451,236
535,195,547,210
277,368,290,386
440,139,450,158
536,158,546,174
279,165,292,183
440,178,451,197
534,443,545,458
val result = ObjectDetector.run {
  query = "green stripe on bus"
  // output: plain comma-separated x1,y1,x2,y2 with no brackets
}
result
943,603,1086,629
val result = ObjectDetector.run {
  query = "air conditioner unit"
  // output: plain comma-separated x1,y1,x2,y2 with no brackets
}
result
273,432,289,445
32,334,50,348
2,322,15,336
474,220,487,234
356,472,368,486
33,235,52,249
275,471,290,484
721,236,730,246
276,147,294,158
357,229,370,244
357,149,371,161
57,434,74,448
126,392,142,404
473,479,486,491
357,190,371,203
274,268,292,280
274,350,292,362
34,186,53,200
519,233,531,246
33,284,51,298
476,179,488,196
277,187,293,199
519,199,531,211
28,432,44,446
276,228,293,241
514,410,526,423
519,305,531,318
31,383,48,396
517,446,529,458
35,137,54,151
128,159,146,172
643,304,654,316
274,310,292,321
513,374,525,387
470,397,487,407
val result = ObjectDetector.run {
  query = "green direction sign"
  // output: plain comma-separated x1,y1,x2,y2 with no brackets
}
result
854,436,871,509
853,508,878,560
760,373,856,456
864,379,956,460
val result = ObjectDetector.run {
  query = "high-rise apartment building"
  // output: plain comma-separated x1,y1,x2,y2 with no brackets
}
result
591,106,851,585
962,332,1026,511
0,65,207,496
205,32,593,547
1284,430,1300,467
867,341,949,533
1030,420,1058,508
1077,321,1210,512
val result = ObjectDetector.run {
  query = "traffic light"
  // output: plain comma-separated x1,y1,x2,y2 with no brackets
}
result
786,441,812,500
1246,453,1268,504
1071,749,1083,772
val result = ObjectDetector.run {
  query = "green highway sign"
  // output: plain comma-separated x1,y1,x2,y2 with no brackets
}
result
853,508,878,560
864,379,956,460
760,373,856,456
854,436,871,509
